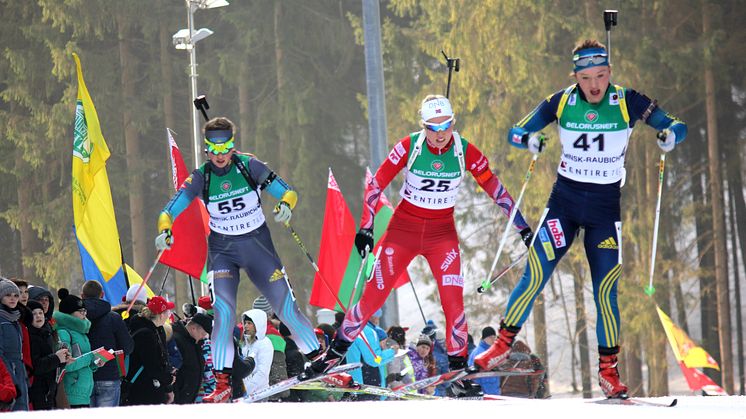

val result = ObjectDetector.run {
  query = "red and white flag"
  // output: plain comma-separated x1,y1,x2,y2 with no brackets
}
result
158,129,209,279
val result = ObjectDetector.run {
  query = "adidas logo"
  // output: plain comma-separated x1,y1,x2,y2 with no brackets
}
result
597,237,618,249
269,269,284,282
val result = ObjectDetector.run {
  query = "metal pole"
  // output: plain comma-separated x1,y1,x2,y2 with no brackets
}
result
187,1,202,169
362,0,398,329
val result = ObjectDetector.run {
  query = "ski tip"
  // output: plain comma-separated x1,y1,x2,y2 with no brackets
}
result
669,398,678,407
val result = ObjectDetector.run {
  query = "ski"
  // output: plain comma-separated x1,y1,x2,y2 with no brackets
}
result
239,362,362,403
392,367,544,395
294,382,441,400
591,397,678,407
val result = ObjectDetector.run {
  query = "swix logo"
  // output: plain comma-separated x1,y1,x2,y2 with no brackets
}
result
546,219,566,248
431,160,444,171
440,248,458,271
584,110,599,122
220,180,231,191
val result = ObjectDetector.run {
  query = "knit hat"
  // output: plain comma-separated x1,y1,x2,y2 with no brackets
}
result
146,296,175,315
421,325,437,341
197,295,213,311
57,288,84,314
26,300,43,313
125,284,148,304
416,334,432,348
252,295,273,315
481,326,497,340
0,279,20,297
188,312,213,335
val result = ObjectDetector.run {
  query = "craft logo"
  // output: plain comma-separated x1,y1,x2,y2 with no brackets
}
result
547,219,566,248
431,160,444,171
584,110,599,123
221,180,232,191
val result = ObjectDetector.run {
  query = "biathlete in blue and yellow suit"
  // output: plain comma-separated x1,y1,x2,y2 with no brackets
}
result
155,117,320,403
474,39,687,399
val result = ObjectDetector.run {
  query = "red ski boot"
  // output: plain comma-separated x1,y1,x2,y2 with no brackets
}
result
598,350,629,399
473,323,520,371
203,370,232,403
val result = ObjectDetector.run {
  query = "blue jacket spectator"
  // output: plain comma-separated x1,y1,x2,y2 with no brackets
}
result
468,326,500,395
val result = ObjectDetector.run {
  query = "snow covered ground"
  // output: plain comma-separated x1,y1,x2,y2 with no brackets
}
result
7,396,745,419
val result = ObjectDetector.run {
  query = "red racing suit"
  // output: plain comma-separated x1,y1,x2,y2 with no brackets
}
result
339,132,529,357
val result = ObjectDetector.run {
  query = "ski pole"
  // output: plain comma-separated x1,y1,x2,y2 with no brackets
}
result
282,221,381,362
645,149,666,296
603,10,618,65
481,143,542,292
122,249,165,319
158,267,171,296
193,95,210,122
347,247,379,312
409,279,428,326
441,50,460,98
479,207,550,294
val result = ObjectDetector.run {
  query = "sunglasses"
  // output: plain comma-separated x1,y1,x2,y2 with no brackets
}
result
205,138,235,155
424,118,454,132
573,55,608,68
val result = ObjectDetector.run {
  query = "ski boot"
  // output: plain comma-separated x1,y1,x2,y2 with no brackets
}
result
299,337,352,381
446,355,484,398
598,347,629,399
473,322,520,371
203,369,232,403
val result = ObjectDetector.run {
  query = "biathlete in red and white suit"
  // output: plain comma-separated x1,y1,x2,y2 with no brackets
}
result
303,95,533,397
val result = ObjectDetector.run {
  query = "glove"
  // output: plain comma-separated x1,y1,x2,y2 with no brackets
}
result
273,201,292,223
155,229,173,251
527,133,546,155
657,129,676,153
386,371,407,383
520,227,534,248
354,228,374,257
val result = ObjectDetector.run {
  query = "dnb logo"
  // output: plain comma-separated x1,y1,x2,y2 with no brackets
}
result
546,218,566,248
442,274,463,287
431,160,444,172
584,110,599,123
221,180,232,191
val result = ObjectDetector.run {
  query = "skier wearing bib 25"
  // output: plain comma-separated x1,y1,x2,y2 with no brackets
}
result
474,40,687,399
155,117,320,403
303,95,533,398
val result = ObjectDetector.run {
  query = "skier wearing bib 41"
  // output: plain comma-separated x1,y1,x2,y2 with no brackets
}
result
474,40,687,399
155,117,320,403
303,95,533,398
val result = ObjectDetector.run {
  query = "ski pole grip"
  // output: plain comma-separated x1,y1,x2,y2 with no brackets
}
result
604,10,618,30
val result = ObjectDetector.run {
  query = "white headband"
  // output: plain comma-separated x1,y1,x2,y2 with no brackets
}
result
420,98,454,122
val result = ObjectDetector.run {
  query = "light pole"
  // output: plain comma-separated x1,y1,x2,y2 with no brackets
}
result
172,0,229,169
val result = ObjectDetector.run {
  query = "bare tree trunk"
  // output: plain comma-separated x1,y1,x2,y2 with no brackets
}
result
274,0,289,175
625,334,645,397
702,1,734,394
15,159,37,280
533,293,549,395
573,262,592,398
238,60,252,151
118,15,147,274
728,180,745,396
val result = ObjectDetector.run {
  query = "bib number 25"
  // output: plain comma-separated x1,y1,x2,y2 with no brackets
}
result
421,179,451,192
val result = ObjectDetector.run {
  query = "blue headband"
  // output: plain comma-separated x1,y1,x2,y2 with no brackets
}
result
204,129,233,144
573,47,609,72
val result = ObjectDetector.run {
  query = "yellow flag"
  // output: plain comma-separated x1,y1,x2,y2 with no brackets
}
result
72,53,126,299
124,264,155,299
656,305,719,370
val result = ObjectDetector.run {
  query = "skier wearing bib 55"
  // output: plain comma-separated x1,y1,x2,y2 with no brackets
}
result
303,95,533,398
155,117,320,403
473,40,687,399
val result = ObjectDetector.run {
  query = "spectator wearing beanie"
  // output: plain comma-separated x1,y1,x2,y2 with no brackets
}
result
27,299,70,410
468,326,500,395
81,280,134,407
0,279,28,410
54,288,99,408
172,313,207,404
122,296,175,406
408,334,438,394
189,313,215,403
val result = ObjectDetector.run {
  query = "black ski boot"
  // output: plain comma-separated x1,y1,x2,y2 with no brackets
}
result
299,337,352,381
446,355,484,398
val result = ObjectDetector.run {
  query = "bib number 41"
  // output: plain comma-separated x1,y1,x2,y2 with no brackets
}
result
573,133,605,151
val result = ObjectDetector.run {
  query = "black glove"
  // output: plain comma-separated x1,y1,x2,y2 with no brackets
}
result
355,228,374,257
520,227,534,248
386,372,407,383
